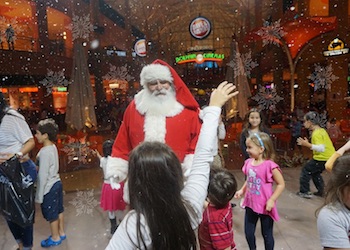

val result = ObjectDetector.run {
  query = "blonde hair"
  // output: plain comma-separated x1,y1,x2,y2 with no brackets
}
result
248,132,276,162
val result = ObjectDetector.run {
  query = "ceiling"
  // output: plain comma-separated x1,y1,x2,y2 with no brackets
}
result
104,0,276,59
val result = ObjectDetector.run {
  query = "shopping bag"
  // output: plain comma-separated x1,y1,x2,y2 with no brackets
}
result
0,156,35,227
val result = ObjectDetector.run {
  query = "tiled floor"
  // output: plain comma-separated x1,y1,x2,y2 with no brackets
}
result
1,142,329,250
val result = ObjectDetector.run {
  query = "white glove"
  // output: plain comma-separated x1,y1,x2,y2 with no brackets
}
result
109,177,121,190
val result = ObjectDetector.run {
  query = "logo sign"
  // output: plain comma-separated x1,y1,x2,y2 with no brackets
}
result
189,17,211,40
323,38,349,57
175,53,224,64
134,39,146,57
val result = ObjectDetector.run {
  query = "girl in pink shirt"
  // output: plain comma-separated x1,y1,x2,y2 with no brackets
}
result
235,132,285,250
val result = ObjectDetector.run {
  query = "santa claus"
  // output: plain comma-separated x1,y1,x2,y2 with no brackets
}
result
106,59,202,187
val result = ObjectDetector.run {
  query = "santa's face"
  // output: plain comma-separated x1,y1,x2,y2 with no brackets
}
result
146,80,175,102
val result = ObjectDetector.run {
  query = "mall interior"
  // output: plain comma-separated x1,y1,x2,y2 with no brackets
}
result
0,0,350,249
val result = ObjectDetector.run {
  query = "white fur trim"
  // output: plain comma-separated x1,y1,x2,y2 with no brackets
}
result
140,64,173,86
135,89,184,116
144,114,166,142
182,154,194,179
106,156,128,182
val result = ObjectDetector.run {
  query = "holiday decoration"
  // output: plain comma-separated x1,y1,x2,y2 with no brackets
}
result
69,189,99,216
255,19,287,47
61,136,93,164
251,86,283,111
307,64,339,91
39,69,70,96
67,14,94,41
227,50,258,78
103,64,135,82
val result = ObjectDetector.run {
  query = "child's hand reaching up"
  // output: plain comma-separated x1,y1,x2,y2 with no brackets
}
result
209,81,238,108
94,149,102,159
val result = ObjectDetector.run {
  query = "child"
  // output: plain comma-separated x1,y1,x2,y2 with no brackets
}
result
105,81,238,249
316,154,350,249
95,139,126,234
198,167,237,250
240,108,269,160
297,111,335,198
234,132,285,250
35,118,66,247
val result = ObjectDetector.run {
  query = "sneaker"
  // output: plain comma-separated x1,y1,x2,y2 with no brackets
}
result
296,192,312,199
41,236,62,247
60,235,67,240
313,191,324,197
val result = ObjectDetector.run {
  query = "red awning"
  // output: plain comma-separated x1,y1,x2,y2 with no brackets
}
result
245,16,337,59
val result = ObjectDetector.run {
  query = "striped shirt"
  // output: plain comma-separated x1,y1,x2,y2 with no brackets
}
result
199,202,236,250
0,108,33,155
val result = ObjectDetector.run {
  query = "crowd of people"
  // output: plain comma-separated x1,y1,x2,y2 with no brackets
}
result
0,59,349,250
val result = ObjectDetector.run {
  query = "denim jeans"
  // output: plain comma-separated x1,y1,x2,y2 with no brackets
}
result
299,159,325,194
6,159,37,249
244,207,274,250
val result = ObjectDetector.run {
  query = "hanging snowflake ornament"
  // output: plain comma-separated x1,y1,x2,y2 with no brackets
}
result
67,14,94,41
251,86,283,111
307,64,339,91
318,111,328,128
227,50,258,78
255,19,287,47
69,189,99,216
39,69,69,96
103,64,135,82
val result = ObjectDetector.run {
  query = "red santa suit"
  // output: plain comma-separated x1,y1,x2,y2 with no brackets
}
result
106,59,202,184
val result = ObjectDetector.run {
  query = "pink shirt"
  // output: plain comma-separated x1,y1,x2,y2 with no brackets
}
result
242,159,281,221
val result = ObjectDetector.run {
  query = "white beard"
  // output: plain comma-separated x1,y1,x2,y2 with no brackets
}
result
135,87,184,117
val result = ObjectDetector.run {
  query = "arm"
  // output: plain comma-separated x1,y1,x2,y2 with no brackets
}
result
35,149,51,204
234,181,247,199
297,137,325,152
325,140,350,171
218,119,226,140
182,81,238,228
266,168,285,211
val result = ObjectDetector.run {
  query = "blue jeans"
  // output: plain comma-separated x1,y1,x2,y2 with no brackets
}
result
245,207,274,250
7,159,36,249
299,159,325,194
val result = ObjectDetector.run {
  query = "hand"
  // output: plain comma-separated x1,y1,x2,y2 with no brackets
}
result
234,189,244,199
209,81,238,107
266,198,275,212
297,137,308,146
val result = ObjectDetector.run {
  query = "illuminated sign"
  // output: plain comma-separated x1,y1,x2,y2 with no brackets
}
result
189,16,211,40
176,53,224,64
134,39,146,57
323,38,349,56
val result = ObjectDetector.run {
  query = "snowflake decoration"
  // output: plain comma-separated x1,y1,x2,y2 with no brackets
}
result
255,19,287,47
318,111,328,128
61,136,93,164
39,69,69,96
251,86,283,111
307,64,339,91
227,50,258,78
0,16,26,41
103,64,135,82
67,14,94,41
69,189,99,216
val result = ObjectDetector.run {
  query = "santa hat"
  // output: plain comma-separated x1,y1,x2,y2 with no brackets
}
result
140,59,200,111
140,64,173,86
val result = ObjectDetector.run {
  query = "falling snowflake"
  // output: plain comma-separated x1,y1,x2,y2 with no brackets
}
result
69,189,99,216
67,14,94,41
255,19,287,47
0,16,26,41
39,69,69,96
251,86,283,111
307,64,339,91
61,136,93,164
103,64,135,82
318,111,328,128
227,50,258,78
